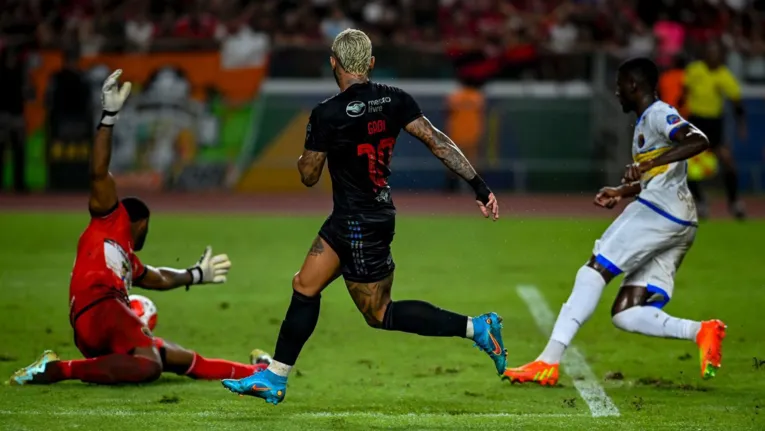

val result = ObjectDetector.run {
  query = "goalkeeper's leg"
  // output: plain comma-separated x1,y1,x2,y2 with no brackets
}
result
157,339,267,379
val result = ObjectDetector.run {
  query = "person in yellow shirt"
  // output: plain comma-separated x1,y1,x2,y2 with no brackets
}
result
683,42,747,219
445,78,485,192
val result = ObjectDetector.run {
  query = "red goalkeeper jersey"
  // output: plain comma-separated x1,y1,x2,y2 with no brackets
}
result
69,203,146,318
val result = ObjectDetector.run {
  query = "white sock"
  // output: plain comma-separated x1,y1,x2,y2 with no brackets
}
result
466,317,474,339
537,340,566,364
537,265,607,364
612,306,701,341
267,360,293,377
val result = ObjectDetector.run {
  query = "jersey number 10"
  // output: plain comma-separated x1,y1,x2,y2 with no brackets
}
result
357,138,395,189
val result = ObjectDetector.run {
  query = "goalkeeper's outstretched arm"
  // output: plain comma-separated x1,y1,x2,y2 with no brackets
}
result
89,69,132,216
134,247,232,291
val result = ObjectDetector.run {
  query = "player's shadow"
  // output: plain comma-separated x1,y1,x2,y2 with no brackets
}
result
147,375,200,386
87,375,198,388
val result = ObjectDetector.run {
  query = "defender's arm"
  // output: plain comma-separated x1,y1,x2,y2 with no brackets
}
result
297,150,327,187
637,124,709,173
594,183,641,209
618,182,642,198
89,70,132,215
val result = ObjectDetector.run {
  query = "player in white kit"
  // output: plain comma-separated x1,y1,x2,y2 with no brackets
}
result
503,58,726,386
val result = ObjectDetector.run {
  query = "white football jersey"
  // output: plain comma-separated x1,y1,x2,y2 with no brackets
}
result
631,101,699,224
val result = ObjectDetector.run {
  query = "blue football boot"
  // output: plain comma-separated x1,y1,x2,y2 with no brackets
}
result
8,350,59,385
222,369,287,405
471,313,507,375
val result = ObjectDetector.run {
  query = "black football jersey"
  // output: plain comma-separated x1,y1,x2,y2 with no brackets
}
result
304,81,423,216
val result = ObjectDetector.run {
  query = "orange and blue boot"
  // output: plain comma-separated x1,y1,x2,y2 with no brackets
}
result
502,360,559,386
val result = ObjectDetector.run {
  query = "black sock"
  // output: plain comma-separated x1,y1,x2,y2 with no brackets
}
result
381,300,468,337
723,170,739,203
272,290,321,366
687,180,705,205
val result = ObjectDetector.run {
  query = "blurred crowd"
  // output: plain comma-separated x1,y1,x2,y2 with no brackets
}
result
1,0,765,79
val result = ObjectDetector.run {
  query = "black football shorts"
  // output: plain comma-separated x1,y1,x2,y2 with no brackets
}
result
319,214,395,283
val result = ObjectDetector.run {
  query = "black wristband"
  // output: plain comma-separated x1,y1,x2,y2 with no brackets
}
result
468,175,491,204
185,267,203,291
97,110,119,129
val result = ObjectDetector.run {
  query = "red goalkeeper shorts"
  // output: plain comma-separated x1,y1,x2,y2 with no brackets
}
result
71,294,155,358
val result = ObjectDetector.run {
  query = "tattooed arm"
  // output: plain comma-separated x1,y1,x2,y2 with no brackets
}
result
405,116,499,219
404,116,477,181
300,107,329,187
297,150,327,187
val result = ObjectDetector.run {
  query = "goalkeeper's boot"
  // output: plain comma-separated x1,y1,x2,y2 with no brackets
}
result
8,350,59,385
502,361,559,386
222,368,286,405
250,349,272,366
696,319,726,380
471,312,507,375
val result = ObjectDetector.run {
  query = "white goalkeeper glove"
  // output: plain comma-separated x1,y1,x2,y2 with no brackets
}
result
99,69,132,127
186,246,232,290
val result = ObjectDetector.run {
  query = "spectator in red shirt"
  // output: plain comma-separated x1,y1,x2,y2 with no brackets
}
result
173,4,218,39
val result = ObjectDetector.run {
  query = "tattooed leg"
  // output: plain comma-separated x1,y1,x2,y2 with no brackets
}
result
295,236,341,296
346,274,394,327
346,273,469,337
308,236,325,257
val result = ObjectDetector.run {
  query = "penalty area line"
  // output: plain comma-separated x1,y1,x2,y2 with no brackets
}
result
516,285,620,418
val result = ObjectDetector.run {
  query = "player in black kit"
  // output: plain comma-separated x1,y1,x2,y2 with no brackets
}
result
222,29,506,405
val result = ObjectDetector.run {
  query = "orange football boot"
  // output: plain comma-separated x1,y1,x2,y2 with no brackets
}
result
695,319,726,380
502,361,559,386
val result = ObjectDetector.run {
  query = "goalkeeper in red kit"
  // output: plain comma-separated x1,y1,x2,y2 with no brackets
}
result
8,70,268,386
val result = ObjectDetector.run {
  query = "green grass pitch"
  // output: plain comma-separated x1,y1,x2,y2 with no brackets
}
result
0,213,763,430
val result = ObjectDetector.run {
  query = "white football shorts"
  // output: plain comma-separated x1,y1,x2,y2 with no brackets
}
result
592,198,697,308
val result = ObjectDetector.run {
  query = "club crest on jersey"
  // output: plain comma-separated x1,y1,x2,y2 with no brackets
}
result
666,114,681,125
638,134,645,148
346,101,366,117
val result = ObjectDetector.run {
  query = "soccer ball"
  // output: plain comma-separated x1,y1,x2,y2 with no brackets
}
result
129,294,158,331
250,349,272,366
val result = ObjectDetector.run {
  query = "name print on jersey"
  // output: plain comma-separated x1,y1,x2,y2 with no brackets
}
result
346,101,366,117
368,120,386,135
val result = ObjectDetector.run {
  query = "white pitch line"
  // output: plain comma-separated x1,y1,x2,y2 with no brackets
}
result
0,409,586,419
516,285,620,418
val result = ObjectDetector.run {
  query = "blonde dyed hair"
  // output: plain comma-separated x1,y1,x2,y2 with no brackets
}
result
331,29,372,76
